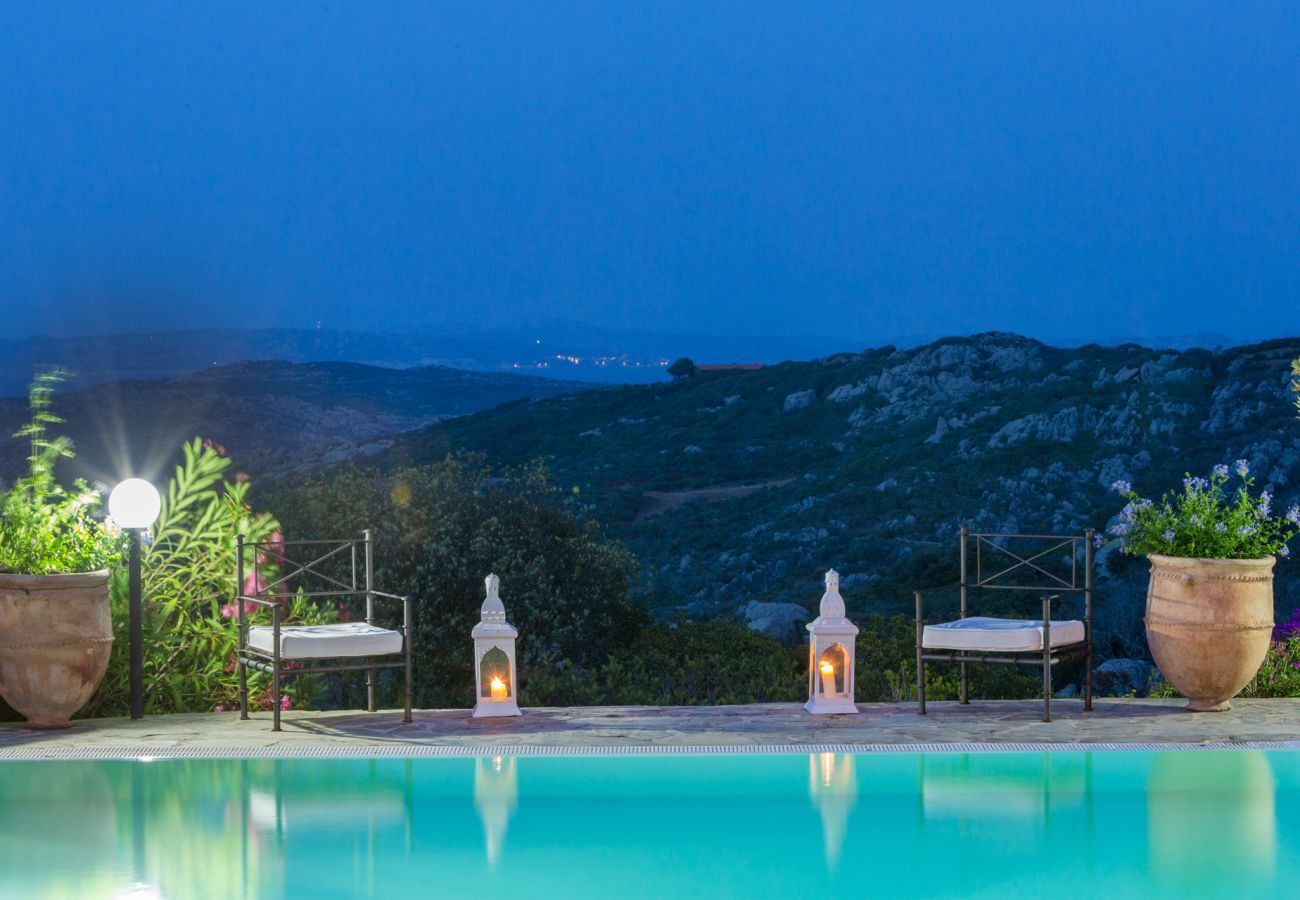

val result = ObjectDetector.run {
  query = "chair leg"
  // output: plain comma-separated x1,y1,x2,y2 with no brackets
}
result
917,657,926,715
271,666,281,732
238,658,249,721
915,591,926,715
1042,656,1052,723
1041,597,1052,723
403,597,413,724
1084,648,1094,712
272,606,283,731
403,657,413,725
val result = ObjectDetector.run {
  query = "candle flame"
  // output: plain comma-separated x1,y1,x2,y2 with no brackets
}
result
819,662,834,675
490,676,505,690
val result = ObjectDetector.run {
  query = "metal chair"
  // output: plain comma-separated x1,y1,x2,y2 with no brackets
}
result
235,530,414,731
914,525,1094,722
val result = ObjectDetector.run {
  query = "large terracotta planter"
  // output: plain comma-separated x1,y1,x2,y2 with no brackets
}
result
0,570,114,728
1144,554,1274,712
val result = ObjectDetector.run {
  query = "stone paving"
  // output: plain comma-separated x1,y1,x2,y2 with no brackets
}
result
1,698,1298,756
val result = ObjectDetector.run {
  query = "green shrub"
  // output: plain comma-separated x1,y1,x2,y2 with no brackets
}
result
1242,636,1300,698
0,370,123,575
274,455,647,709
1109,463,1297,559
591,619,805,706
83,439,335,718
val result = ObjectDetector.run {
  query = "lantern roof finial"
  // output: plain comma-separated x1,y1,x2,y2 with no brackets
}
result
474,572,517,639
819,569,845,618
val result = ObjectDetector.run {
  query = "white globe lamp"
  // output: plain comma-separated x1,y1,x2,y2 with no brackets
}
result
109,477,161,721
108,478,162,530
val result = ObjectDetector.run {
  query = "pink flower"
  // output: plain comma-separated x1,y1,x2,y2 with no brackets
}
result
220,603,239,619
244,570,269,597
279,695,292,711
214,704,225,713
266,531,286,563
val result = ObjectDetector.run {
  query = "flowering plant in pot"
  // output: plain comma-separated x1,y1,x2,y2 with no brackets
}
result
1109,460,1297,711
0,371,124,728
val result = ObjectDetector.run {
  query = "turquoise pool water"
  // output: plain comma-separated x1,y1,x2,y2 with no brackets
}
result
0,750,1296,898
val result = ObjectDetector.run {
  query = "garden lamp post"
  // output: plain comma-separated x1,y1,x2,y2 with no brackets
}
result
109,478,161,720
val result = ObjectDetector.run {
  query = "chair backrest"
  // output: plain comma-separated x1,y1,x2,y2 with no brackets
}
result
961,527,1093,596
236,531,373,603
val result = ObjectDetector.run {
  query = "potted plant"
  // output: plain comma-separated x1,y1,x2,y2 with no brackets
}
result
0,372,123,728
1109,461,1297,711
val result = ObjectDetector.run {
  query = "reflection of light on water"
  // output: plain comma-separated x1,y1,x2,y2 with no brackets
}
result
920,754,1088,823
1148,751,1276,882
808,753,857,869
475,755,519,866
113,882,162,899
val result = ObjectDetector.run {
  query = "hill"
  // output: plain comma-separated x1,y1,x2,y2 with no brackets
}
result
393,332,1300,655
0,360,587,484
0,325,871,394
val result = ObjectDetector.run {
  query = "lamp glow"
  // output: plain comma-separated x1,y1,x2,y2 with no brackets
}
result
109,479,161,530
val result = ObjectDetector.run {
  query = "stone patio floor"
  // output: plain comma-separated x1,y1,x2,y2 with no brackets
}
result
1,698,1298,758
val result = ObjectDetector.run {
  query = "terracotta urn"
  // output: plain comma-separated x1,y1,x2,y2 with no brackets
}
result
1144,554,1274,712
0,570,114,728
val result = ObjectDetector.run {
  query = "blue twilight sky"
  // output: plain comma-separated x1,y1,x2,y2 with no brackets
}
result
0,2,1297,344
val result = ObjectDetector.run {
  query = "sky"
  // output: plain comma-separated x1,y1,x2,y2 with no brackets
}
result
0,2,1297,345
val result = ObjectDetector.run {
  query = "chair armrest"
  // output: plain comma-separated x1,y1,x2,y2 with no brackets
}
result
369,590,416,604
237,594,280,609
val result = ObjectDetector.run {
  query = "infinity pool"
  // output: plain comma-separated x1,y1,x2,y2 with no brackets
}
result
0,750,1296,898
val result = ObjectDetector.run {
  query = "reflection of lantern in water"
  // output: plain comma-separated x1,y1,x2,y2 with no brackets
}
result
1148,750,1276,887
806,570,859,714
474,755,519,865
472,574,521,717
808,753,858,869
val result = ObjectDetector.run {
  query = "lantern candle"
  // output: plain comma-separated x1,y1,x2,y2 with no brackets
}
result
490,676,508,702
819,661,836,697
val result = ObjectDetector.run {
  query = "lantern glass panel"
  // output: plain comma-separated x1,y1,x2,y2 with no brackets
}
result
817,643,848,695
479,646,512,699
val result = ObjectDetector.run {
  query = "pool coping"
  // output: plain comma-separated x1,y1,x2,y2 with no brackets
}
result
2,740,1299,760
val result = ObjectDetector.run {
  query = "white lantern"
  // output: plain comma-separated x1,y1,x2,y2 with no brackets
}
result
805,569,859,714
472,574,520,718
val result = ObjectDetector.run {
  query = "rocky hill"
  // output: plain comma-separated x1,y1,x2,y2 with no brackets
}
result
0,361,587,484
396,333,1300,656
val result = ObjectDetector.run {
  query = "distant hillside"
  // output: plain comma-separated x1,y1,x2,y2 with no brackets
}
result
392,333,1300,655
0,360,587,484
0,325,869,394
0,326,1241,397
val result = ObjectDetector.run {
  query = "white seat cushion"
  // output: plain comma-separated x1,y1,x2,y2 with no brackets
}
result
922,616,1085,652
248,623,403,659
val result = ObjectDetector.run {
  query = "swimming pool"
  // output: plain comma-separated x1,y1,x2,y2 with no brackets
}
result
0,749,1296,898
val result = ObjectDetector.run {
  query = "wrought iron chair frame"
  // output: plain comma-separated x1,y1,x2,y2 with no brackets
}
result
914,525,1094,722
235,529,414,731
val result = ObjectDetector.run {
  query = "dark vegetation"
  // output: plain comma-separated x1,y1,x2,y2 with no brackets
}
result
12,332,1300,715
